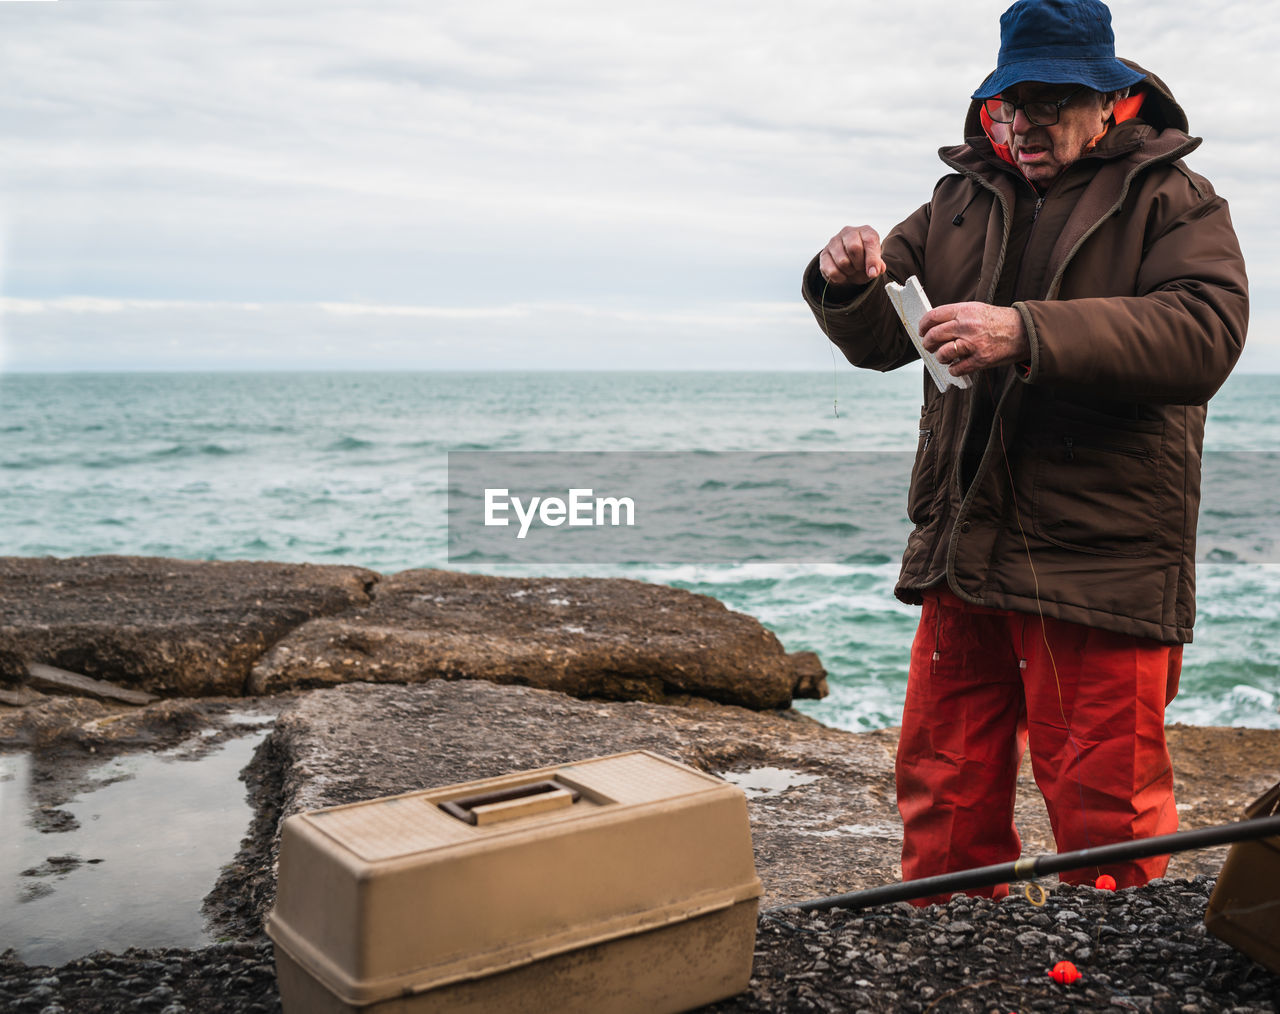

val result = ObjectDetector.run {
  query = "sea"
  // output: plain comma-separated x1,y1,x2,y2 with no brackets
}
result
1,369,1277,732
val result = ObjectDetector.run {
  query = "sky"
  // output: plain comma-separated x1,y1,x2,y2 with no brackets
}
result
0,0,1276,373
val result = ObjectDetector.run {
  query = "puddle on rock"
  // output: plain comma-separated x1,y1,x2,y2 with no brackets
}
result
0,722,271,966
720,766,822,799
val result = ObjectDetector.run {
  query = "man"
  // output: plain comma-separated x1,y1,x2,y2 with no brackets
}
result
803,0,1248,902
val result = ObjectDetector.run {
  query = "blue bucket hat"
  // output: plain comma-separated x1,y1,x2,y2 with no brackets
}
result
971,0,1147,99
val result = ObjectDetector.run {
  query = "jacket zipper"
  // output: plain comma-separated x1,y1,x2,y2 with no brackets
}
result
1013,191,1048,298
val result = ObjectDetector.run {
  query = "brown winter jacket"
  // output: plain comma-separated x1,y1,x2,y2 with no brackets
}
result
802,64,1249,643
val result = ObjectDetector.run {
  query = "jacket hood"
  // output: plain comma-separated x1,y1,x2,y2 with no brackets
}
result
959,58,1190,156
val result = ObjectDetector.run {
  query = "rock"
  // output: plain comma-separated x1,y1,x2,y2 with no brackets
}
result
788,651,829,700
250,679,895,913
0,646,27,682
5,558,1280,1013
0,685,47,707
0,557,822,710
31,808,79,833
237,684,1280,933
0,555,378,696
3,697,117,749
247,569,826,710
0,694,284,754
1167,724,1280,875
24,662,158,706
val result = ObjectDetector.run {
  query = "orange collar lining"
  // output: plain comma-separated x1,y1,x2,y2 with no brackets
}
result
980,90,1147,167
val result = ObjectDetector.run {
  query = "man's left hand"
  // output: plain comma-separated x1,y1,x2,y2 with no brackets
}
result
918,302,1029,377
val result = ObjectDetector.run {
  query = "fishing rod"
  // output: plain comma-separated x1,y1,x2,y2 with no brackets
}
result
766,813,1280,915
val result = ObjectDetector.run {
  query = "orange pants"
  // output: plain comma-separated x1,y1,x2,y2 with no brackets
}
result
896,589,1182,905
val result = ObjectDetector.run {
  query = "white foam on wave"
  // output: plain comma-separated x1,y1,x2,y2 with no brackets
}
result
1228,684,1276,709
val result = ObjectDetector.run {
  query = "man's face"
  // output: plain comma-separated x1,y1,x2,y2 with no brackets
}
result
1003,82,1117,186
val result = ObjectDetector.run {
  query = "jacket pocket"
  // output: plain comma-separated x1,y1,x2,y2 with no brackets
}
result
1031,406,1164,557
907,401,942,526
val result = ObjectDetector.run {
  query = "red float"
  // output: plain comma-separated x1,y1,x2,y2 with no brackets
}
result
1049,960,1082,985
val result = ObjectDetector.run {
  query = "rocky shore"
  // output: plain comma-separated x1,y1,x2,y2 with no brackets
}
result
0,555,826,707
2,555,1278,1012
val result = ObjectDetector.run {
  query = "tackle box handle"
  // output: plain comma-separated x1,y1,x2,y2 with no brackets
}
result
439,779,582,826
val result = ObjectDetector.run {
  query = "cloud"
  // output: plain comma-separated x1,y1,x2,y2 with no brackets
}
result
0,0,1274,370
0,295,826,371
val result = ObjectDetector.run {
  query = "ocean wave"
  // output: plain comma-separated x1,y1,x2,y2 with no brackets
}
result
4,444,240,469
732,479,791,490
323,436,376,452
837,550,896,565
3,370,1277,733
755,591,907,619
638,562,890,585
449,548,511,563
1198,542,1279,564
1228,683,1276,709
783,519,862,536
152,443,239,459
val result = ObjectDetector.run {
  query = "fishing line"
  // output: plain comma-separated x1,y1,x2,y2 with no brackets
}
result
820,274,840,418
922,978,1002,1013
992,376,1098,872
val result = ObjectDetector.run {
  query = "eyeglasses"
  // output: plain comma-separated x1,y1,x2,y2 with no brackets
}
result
983,87,1085,126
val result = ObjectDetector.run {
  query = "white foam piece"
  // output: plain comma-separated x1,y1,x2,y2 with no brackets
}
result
884,276,971,393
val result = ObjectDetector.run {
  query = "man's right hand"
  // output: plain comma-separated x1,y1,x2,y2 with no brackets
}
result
818,225,887,287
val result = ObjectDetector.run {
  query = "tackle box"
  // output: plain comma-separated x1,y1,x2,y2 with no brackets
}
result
265,750,763,1013
1205,779,1280,974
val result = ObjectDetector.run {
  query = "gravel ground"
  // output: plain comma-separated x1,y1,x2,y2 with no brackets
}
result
712,876,1280,1013
1,876,1276,1013
0,939,278,1014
